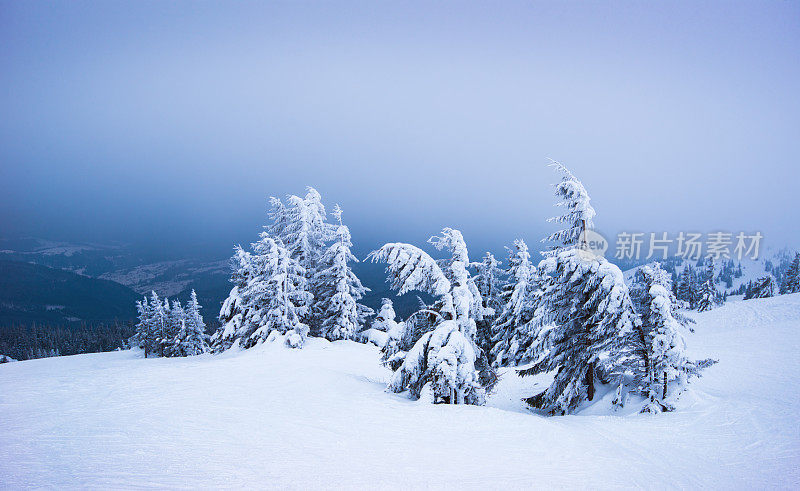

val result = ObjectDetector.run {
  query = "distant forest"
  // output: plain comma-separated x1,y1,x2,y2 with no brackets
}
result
0,322,135,361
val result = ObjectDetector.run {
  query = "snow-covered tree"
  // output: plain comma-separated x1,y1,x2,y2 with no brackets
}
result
163,299,185,357
617,263,705,413
179,289,208,356
676,265,697,308
270,187,331,330
147,291,169,357
490,239,539,367
541,161,596,257
212,246,254,352
313,205,370,341
388,320,484,405
781,253,800,294
244,236,312,349
518,249,638,414
368,227,487,405
133,296,156,357
363,298,404,348
472,252,504,317
745,276,775,300
472,252,504,353
696,280,717,312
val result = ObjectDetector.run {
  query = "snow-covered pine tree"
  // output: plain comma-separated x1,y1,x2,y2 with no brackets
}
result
245,236,312,348
696,279,718,312
490,239,539,367
133,296,155,357
147,291,169,357
541,160,596,257
368,227,487,405
314,205,371,341
270,187,330,332
473,252,504,317
180,289,208,356
696,262,719,312
363,298,404,348
518,249,638,414
618,263,704,413
472,251,505,354
781,253,800,294
212,246,254,352
676,265,696,308
745,276,775,300
163,299,185,357
388,319,484,405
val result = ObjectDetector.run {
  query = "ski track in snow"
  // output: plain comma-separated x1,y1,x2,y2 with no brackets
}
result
2,295,800,488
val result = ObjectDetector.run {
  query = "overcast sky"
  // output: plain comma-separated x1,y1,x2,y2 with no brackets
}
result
1,1,798,258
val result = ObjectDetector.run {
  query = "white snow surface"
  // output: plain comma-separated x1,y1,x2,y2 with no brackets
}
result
2,295,800,488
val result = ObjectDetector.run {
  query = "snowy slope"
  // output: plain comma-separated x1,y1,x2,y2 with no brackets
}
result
1,295,799,488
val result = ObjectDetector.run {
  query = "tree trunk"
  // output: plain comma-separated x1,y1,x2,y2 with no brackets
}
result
586,363,595,401
662,371,668,400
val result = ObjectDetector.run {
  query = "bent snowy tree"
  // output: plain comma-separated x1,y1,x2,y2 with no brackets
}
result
518,249,638,415
368,227,487,405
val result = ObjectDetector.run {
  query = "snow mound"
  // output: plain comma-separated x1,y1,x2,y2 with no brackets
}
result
1,295,799,487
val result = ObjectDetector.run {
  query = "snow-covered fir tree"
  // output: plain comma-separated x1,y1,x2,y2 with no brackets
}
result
696,263,719,312
179,290,208,356
269,187,331,331
147,291,169,357
780,253,800,294
133,296,156,357
617,263,706,413
164,299,185,357
489,239,539,367
388,319,484,405
676,265,697,309
132,290,207,358
472,251,505,353
244,235,312,349
472,252,505,317
745,276,775,300
541,160,596,257
362,298,404,348
314,205,371,341
518,249,639,414
368,227,487,405
212,246,254,352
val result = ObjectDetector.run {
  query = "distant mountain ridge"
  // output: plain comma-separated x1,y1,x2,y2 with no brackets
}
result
0,260,141,326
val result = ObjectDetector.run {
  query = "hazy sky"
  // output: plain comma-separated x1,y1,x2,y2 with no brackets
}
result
1,1,798,258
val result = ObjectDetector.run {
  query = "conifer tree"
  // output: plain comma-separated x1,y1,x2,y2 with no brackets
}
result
518,249,638,414
781,253,800,294
490,239,539,367
270,187,330,331
541,161,596,256
245,236,312,348
696,279,718,312
472,252,505,354
212,246,254,352
696,262,719,312
369,227,487,405
362,298,404,348
617,263,705,413
180,290,208,356
164,299,184,357
133,296,155,357
148,291,169,357
473,252,504,317
745,276,775,300
315,205,371,341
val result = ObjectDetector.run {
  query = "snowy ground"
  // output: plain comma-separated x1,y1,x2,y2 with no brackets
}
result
2,295,799,488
